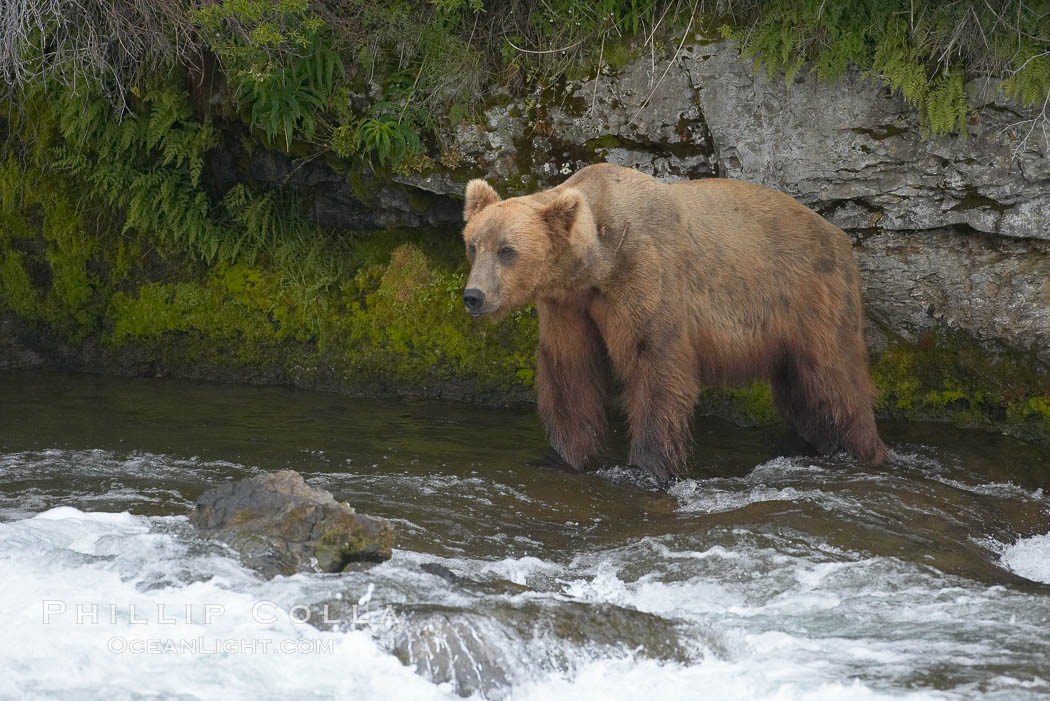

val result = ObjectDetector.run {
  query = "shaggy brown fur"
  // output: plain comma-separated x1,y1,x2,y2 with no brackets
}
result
461,163,888,483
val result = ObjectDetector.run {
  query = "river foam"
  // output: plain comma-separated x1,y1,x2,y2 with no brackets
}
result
1000,533,1050,585
0,507,455,700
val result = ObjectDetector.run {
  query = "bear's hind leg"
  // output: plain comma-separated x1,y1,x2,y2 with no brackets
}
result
771,353,887,464
835,331,889,465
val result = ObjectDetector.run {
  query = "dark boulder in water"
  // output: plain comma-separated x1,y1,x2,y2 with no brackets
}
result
190,470,396,578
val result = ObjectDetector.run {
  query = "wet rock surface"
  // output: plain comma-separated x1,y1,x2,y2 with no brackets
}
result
437,41,1049,242
683,49,1050,241
855,228,1050,361
440,54,718,195
189,470,396,578
210,141,464,230
377,600,693,698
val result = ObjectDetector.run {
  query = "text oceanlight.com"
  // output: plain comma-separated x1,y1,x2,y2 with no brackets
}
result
106,637,335,655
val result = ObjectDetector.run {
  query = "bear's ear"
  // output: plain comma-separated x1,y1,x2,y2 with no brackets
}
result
541,188,583,245
464,179,500,221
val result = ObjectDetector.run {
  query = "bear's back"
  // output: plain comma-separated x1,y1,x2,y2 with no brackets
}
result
564,164,849,258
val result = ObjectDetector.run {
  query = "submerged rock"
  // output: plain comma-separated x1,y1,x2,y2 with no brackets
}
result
190,470,395,578
315,593,695,699
304,563,712,698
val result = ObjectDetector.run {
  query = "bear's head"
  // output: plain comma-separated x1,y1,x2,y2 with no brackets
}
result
461,179,596,319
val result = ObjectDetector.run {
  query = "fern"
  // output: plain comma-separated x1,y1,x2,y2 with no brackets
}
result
1003,45,1050,107
45,84,254,264
925,71,968,135
871,21,924,106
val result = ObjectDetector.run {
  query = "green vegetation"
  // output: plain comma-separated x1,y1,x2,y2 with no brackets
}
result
194,0,345,148
871,329,1050,439
0,56,537,398
0,157,539,399
5,1,1044,158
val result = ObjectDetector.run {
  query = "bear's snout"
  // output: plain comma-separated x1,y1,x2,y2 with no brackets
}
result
463,288,486,316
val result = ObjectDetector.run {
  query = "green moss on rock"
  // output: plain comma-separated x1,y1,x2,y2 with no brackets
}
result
698,382,779,426
88,224,537,401
108,279,272,345
336,243,538,392
871,328,1050,441
1008,396,1050,434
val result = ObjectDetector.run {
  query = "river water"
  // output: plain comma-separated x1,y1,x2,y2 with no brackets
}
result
1,371,1049,699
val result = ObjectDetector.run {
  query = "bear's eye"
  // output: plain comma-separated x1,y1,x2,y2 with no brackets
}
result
468,242,476,260
498,245,517,264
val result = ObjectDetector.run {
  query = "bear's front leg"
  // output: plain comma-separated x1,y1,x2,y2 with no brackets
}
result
535,300,610,471
622,331,699,484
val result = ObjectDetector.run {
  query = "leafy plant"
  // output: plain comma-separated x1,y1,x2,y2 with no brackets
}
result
352,116,421,166
431,0,485,24
8,78,347,286
241,29,344,147
195,1,344,149
1003,44,1050,106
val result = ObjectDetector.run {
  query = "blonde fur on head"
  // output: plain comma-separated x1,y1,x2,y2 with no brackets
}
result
464,179,501,221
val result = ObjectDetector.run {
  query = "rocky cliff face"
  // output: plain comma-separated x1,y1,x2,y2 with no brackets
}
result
397,41,1049,368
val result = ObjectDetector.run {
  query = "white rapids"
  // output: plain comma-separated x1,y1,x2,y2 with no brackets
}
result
2,499,1049,700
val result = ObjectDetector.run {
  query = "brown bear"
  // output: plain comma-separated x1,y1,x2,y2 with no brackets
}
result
461,163,888,483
